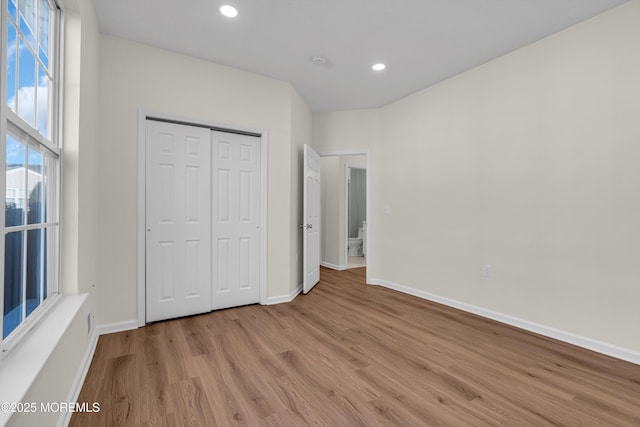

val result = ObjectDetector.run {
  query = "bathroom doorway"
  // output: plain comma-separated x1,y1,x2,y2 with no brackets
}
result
346,166,366,269
319,153,370,275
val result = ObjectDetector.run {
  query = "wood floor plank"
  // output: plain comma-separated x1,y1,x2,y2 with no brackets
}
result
71,267,640,426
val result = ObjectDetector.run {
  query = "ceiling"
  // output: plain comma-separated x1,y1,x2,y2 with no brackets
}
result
93,0,628,112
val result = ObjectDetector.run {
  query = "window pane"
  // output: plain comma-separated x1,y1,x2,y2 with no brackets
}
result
37,67,50,138
38,0,50,69
26,229,42,317
27,148,43,224
17,38,36,127
8,0,17,21
19,0,36,49
4,231,24,339
6,22,17,112
6,135,26,227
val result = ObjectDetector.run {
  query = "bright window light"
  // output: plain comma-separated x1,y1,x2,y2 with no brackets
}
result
372,63,386,71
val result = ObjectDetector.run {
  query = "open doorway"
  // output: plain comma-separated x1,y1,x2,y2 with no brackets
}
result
347,166,367,268
319,153,370,274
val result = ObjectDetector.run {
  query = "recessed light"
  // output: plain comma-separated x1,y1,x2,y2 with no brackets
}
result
372,63,386,71
220,5,238,18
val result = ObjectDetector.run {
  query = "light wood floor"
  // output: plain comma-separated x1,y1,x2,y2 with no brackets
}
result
71,267,640,426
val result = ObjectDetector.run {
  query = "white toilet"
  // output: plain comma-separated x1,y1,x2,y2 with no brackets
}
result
348,227,365,257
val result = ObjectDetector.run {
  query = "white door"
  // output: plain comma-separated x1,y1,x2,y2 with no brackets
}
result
145,120,212,322
303,144,321,293
211,131,261,310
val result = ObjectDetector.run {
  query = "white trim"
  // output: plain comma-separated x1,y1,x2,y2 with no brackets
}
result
266,283,303,305
59,320,138,427
259,132,269,306
320,262,348,271
137,110,268,326
345,164,350,267
137,111,146,327
4,110,61,156
318,150,372,286
370,278,640,366
365,155,371,285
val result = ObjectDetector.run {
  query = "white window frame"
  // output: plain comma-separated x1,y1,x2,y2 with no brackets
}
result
0,0,62,357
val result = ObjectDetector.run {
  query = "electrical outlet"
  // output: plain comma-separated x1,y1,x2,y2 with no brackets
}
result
483,264,492,278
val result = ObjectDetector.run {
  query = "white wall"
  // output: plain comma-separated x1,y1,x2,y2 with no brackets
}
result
60,0,100,298
75,0,100,301
314,1,640,353
98,35,310,324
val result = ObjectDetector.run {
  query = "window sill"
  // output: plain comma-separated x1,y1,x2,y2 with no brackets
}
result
0,293,87,426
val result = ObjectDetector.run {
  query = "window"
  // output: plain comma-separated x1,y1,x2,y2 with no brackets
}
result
2,0,60,352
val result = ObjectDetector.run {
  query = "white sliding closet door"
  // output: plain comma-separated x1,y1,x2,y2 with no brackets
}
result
211,131,261,310
145,120,212,322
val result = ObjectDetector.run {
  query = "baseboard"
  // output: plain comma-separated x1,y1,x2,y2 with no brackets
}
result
321,262,348,271
95,320,139,336
266,283,303,305
370,278,640,366
58,320,139,427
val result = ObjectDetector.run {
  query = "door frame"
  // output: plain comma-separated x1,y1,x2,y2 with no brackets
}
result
319,150,372,286
136,110,269,327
